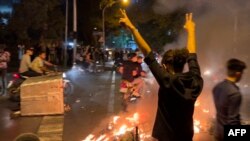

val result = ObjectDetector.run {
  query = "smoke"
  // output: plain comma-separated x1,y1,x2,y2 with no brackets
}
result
153,0,250,121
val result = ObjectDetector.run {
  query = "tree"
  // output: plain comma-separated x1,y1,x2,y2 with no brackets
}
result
8,0,65,45
0,13,11,43
133,8,186,52
99,0,186,51
76,0,102,45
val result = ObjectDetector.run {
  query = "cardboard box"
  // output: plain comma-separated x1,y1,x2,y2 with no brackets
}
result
20,75,64,116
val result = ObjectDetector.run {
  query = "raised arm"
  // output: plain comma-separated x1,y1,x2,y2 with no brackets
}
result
184,13,196,53
119,9,151,56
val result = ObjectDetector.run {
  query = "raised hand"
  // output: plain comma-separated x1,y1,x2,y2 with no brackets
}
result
184,13,195,32
184,13,196,53
118,9,152,55
119,9,135,30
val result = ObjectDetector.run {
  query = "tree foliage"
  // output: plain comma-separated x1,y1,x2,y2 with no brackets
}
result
99,0,186,52
0,13,11,44
8,0,65,45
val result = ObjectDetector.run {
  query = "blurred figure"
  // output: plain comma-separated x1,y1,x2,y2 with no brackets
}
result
19,47,41,77
118,53,144,112
49,43,56,63
17,44,25,60
213,58,247,141
113,49,124,70
119,53,144,96
120,10,203,141
133,56,146,97
56,42,62,65
83,46,94,72
134,56,146,78
0,44,10,95
30,51,54,75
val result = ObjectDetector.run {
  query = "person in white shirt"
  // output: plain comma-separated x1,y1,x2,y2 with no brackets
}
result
19,47,41,77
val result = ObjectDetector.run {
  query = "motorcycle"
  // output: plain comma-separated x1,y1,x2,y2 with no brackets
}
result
7,73,27,102
7,69,74,102
120,80,139,112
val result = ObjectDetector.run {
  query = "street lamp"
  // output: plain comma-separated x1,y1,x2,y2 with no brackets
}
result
102,0,129,49
64,0,77,67
73,0,77,65
64,0,68,68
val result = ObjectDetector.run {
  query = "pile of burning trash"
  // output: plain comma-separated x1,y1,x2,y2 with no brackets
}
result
82,113,152,141
82,96,215,141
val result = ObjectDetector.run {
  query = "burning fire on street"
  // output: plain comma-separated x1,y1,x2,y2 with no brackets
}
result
82,103,213,141
82,113,152,141
82,79,215,141
193,99,214,134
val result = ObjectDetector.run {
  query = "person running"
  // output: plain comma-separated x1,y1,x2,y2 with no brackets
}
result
119,10,203,141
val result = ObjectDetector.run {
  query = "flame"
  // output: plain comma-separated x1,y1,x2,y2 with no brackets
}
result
194,120,201,133
114,124,127,136
195,100,200,107
103,138,109,141
134,113,139,122
203,109,209,113
126,112,139,124
113,116,120,124
194,125,200,134
82,134,94,141
83,113,152,140
96,134,106,141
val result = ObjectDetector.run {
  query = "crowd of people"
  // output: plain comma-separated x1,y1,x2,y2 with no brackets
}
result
75,45,105,72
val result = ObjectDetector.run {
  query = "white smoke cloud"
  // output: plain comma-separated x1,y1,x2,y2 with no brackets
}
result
154,0,250,72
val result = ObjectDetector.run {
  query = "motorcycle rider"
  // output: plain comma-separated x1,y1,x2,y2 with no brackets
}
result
118,53,144,111
19,47,41,77
30,51,55,75
134,56,146,78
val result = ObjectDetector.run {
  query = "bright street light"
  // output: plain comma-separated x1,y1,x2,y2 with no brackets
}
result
102,0,129,48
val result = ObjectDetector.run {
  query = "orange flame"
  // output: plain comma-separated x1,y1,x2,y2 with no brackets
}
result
195,100,200,107
114,124,127,136
126,112,139,124
203,109,209,113
103,138,109,141
194,119,201,133
96,134,106,141
113,116,120,124
83,113,152,140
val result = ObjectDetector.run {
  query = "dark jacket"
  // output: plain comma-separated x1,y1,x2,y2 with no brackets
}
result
134,62,145,78
121,60,138,82
212,79,242,141
144,52,203,141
